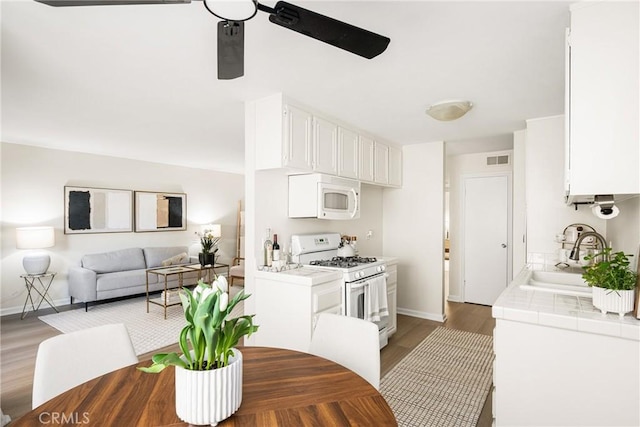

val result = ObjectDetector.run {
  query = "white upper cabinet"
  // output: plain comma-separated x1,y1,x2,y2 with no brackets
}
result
567,1,639,200
337,127,359,179
358,135,375,183
312,116,338,175
284,104,313,170
374,142,389,185
253,93,402,187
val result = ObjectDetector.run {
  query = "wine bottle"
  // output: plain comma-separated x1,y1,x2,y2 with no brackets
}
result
272,234,281,262
264,229,273,267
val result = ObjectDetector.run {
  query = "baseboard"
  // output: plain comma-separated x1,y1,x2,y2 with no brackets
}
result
0,297,70,318
397,307,445,323
447,294,463,303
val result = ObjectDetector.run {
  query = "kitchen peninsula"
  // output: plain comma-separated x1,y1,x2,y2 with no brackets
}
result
492,266,639,426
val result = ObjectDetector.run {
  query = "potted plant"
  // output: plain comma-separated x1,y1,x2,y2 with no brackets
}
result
139,276,258,425
582,248,638,317
198,231,219,267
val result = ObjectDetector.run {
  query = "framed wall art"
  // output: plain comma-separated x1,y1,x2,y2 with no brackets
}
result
64,186,133,234
134,191,187,232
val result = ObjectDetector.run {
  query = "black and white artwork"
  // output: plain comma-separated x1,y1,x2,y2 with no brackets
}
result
64,186,133,234
134,191,187,232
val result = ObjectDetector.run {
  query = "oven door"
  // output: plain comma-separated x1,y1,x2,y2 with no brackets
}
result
345,275,389,348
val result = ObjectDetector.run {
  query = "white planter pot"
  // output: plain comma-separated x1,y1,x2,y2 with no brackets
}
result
592,287,635,317
175,349,243,426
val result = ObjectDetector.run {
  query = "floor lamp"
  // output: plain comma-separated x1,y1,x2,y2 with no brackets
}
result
16,226,55,275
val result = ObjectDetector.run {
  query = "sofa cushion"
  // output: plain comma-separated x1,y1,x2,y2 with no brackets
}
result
82,248,146,274
144,246,190,268
96,269,151,292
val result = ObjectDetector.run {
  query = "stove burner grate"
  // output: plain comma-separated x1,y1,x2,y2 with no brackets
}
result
309,256,378,269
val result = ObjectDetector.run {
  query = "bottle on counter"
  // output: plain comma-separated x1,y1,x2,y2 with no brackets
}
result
272,234,280,262
351,236,358,255
264,229,273,267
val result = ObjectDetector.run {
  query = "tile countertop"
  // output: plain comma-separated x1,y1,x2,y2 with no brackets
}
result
255,266,343,286
493,266,640,341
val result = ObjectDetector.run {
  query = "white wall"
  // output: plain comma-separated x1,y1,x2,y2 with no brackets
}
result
524,115,605,262
0,143,244,315
383,142,444,321
447,149,513,302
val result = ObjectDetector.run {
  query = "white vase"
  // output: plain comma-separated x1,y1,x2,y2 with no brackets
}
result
175,349,243,426
592,287,635,317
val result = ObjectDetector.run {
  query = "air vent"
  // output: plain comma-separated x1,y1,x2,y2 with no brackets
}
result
486,155,510,166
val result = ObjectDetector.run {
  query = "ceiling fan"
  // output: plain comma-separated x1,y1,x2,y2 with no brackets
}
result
34,0,391,80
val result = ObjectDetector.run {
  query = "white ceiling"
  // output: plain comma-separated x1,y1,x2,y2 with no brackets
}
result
1,0,571,174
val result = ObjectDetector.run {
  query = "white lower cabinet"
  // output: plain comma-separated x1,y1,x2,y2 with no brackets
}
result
493,319,639,426
254,269,343,352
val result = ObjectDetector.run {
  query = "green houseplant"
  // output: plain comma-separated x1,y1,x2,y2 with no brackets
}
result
582,248,638,317
198,231,220,267
140,276,258,425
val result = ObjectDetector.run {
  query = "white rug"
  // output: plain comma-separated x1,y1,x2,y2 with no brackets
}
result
380,327,494,427
39,290,244,356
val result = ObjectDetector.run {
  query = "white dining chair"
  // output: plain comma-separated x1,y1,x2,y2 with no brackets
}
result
32,323,138,409
308,313,380,389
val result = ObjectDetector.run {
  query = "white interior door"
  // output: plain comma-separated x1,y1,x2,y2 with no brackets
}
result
463,175,509,305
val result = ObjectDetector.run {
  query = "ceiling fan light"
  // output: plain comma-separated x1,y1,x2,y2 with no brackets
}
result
425,100,473,121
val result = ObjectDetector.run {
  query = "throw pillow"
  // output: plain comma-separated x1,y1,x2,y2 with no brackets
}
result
161,252,188,267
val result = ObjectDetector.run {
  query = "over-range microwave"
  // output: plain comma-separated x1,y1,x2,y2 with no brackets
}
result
288,174,360,220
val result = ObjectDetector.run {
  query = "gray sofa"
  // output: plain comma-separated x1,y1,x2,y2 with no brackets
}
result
68,246,199,310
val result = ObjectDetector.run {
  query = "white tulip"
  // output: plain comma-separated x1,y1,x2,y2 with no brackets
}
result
214,276,228,293
200,286,214,302
219,292,229,311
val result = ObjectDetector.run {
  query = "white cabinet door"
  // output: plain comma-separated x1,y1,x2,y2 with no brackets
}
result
359,135,375,182
374,142,389,185
388,145,402,187
568,1,639,196
312,116,338,175
283,104,312,170
337,127,359,179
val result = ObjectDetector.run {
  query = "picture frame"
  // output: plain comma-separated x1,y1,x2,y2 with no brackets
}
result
64,186,133,234
134,191,187,232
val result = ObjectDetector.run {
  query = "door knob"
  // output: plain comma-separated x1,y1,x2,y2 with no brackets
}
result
501,243,507,248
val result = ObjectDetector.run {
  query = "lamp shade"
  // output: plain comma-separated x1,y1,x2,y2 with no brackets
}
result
16,227,55,249
202,224,222,238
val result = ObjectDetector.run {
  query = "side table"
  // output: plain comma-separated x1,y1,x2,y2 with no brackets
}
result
21,272,58,320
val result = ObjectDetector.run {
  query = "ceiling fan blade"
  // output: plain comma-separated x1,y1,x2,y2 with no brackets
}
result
218,20,244,80
267,1,390,59
35,0,192,6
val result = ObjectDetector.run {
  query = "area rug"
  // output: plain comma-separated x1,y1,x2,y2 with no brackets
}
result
380,327,494,427
38,289,244,356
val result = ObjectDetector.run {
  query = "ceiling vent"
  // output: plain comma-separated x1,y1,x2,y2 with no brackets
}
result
486,154,510,166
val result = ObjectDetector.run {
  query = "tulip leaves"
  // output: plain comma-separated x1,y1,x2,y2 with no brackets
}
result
138,277,258,373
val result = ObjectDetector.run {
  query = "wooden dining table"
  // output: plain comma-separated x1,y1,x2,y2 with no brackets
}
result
14,346,397,426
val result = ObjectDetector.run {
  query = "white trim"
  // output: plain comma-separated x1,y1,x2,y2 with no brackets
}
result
397,307,445,323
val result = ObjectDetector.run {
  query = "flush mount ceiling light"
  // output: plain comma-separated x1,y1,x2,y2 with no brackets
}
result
425,100,473,121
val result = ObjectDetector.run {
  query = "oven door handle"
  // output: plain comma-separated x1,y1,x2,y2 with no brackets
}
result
350,281,369,290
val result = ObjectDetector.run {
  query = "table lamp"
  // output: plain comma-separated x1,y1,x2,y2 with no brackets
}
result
16,226,55,275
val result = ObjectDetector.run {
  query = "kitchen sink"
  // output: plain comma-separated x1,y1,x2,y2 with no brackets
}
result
519,270,592,298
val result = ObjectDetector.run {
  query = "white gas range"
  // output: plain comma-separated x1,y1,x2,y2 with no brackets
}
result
291,233,389,349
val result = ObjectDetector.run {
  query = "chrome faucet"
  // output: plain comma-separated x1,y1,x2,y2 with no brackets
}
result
569,231,608,262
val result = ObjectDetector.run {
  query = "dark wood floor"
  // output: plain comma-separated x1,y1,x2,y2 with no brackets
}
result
1,301,495,425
